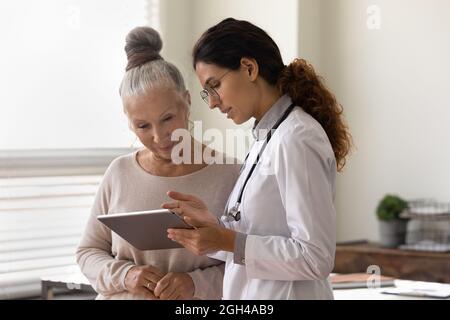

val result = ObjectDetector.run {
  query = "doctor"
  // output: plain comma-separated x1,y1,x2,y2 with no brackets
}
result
163,18,352,299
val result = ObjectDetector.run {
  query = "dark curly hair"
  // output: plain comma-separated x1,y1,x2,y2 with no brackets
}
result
193,18,352,171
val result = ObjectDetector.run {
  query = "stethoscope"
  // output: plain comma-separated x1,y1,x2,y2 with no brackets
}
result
221,103,297,222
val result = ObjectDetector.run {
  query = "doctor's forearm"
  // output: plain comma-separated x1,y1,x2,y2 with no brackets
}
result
215,224,247,264
218,227,237,252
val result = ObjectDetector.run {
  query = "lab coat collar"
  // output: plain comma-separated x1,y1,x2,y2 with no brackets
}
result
252,94,293,141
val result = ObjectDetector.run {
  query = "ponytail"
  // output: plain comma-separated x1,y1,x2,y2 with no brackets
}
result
277,59,352,171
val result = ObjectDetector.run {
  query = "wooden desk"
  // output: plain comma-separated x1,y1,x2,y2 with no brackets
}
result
334,242,450,283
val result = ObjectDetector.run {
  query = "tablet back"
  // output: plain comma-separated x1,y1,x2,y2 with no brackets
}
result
97,209,193,250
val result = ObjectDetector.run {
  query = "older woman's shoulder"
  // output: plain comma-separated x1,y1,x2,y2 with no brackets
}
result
101,150,138,178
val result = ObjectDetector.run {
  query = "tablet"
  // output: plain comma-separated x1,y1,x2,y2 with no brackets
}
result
97,209,193,250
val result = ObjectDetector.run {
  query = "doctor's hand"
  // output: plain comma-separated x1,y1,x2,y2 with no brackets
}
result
154,272,195,300
161,191,219,227
124,265,165,300
167,224,236,255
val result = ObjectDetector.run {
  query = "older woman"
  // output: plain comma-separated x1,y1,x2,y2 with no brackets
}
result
76,26,240,300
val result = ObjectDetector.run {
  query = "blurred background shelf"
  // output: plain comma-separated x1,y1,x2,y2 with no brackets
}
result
334,241,450,283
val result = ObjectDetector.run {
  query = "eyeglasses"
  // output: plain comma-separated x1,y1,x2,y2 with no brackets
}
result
199,70,232,105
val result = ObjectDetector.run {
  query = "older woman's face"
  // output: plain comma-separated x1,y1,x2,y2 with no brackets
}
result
123,87,190,160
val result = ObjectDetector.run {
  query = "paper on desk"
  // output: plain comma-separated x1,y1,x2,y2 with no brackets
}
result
382,280,450,299
330,273,395,289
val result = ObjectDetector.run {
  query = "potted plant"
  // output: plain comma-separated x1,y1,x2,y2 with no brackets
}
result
376,194,409,248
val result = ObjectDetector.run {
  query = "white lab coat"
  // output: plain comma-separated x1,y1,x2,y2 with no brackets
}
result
212,95,336,300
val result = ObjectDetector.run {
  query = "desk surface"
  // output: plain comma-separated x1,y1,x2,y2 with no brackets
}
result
333,279,450,300
334,288,433,300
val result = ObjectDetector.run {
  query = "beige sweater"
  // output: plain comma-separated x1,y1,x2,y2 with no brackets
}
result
76,149,240,300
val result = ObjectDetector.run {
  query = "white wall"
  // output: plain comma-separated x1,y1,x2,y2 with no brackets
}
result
299,0,450,242
159,0,194,84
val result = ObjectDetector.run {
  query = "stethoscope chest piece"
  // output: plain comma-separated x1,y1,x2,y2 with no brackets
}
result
221,204,241,222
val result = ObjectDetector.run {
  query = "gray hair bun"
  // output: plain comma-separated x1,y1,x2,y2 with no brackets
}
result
125,26,163,71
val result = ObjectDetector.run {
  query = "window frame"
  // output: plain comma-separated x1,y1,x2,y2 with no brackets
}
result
0,148,137,178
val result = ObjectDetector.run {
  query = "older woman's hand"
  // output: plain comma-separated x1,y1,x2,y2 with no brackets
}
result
154,272,195,300
161,191,219,227
124,265,165,299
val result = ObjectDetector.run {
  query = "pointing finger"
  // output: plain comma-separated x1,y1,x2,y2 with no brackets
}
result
167,190,199,202
161,202,179,210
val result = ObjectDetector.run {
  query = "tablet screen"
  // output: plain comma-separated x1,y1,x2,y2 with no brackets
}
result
97,209,193,250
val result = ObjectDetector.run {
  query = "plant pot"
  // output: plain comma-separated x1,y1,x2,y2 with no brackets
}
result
378,219,408,248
